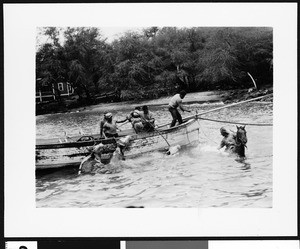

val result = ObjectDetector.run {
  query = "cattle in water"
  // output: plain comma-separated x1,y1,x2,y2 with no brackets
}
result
219,126,248,158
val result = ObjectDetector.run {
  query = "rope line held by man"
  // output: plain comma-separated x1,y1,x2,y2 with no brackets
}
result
168,90,191,128
197,117,273,126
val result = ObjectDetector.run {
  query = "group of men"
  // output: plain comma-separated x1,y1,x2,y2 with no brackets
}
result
99,90,235,150
100,105,155,138
99,90,191,138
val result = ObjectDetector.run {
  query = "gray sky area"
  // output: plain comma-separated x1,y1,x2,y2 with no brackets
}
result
100,27,145,42
36,27,145,48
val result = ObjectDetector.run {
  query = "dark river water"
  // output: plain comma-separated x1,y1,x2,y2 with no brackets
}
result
36,102,273,208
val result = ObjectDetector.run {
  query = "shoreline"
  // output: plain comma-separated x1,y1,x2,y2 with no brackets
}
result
36,87,273,116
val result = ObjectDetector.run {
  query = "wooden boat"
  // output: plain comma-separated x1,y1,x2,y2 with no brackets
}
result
36,94,274,172
36,119,200,170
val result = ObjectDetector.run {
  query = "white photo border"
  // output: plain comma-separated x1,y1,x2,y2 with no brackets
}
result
4,3,297,237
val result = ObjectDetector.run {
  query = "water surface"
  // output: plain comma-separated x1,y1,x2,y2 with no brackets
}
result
36,102,273,208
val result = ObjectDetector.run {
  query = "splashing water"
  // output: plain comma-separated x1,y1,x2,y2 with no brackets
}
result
36,102,273,208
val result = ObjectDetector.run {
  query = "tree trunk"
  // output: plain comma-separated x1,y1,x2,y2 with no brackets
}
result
81,83,93,104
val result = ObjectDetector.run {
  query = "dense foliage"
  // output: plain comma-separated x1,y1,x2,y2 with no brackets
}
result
36,27,273,102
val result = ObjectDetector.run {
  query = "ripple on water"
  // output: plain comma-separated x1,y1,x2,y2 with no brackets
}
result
36,103,273,208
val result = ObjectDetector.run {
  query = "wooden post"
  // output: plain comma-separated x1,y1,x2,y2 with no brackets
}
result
52,84,56,100
67,83,70,96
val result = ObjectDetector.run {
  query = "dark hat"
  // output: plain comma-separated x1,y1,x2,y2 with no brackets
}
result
132,111,140,118
180,90,187,96
220,127,229,135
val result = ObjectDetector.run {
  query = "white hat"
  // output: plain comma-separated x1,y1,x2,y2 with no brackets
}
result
105,112,112,118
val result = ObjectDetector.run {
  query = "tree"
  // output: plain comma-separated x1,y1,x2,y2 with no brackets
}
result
36,41,67,102
143,26,159,39
63,27,109,102
36,26,273,105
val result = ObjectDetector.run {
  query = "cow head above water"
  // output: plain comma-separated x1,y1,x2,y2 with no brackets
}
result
236,125,247,146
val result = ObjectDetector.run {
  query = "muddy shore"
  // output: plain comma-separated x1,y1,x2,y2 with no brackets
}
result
37,87,273,115
78,87,273,114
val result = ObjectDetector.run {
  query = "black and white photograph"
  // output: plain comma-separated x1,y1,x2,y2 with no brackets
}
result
4,3,297,237
35,26,273,208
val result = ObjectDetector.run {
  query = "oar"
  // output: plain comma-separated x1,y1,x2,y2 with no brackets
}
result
138,115,171,147
183,93,273,121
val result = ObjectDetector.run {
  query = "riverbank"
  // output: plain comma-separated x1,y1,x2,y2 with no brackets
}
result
220,86,273,104
88,91,224,113
74,87,273,114
36,87,273,115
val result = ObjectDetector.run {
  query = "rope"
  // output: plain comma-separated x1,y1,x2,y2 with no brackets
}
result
138,114,170,147
185,127,191,143
183,93,273,121
198,117,273,126
116,120,130,132
196,117,218,145
118,120,130,127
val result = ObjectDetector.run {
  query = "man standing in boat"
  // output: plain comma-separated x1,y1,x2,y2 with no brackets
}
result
168,90,191,127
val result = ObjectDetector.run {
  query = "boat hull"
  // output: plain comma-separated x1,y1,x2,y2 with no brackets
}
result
36,119,200,170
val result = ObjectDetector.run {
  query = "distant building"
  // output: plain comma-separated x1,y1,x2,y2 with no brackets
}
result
36,82,74,103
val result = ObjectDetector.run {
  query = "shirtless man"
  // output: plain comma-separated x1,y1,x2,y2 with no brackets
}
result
102,113,127,138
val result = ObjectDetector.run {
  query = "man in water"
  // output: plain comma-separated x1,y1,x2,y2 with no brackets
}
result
139,105,155,132
218,127,236,150
168,90,191,127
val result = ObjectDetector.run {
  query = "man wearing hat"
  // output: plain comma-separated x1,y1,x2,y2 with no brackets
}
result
127,106,141,122
102,112,119,138
100,112,127,138
128,107,143,132
168,90,191,128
